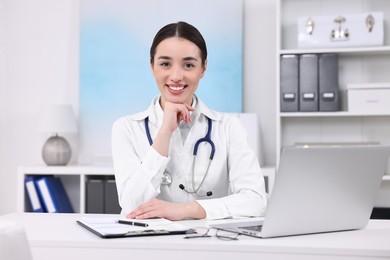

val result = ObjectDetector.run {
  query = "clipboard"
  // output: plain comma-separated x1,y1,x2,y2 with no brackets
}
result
77,217,189,239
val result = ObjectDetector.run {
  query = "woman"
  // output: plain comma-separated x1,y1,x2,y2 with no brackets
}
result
112,21,267,220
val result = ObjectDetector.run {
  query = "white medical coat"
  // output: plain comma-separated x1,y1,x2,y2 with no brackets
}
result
112,95,267,219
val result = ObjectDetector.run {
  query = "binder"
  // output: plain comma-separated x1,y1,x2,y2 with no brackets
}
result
104,179,121,214
24,176,44,212
319,53,340,111
86,179,104,213
36,176,74,213
280,54,299,112
299,54,319,111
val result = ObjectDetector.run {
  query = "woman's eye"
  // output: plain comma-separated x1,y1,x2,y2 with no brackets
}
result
160,62,170,67
184,63,194,69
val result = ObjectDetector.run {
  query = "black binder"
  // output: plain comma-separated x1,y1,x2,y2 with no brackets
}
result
299,54,318,111
104,179,121,214
319,53,340,111
86,179,104,213
280,54,299,112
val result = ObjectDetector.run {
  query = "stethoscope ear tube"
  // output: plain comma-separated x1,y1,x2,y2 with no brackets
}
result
179,184,212,197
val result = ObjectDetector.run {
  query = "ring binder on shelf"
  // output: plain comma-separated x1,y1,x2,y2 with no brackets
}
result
280,54,299,112
24,176,44,212
36,176,74,213
299,54,319,112
86,178,104,213
319,53,340,111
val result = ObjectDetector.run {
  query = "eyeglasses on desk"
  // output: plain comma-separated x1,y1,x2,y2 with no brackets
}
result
184,227,240,241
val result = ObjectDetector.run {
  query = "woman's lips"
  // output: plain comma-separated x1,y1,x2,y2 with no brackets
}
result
166,84,187,94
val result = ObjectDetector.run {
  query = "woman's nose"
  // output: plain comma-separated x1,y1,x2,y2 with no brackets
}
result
170,67,183,82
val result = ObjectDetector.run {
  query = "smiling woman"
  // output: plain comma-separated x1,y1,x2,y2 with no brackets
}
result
79,0,244,164
111,21,267,221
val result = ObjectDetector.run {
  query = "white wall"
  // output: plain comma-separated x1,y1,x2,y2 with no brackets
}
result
244,0,276,166
0,0,276,215
0,0,80,214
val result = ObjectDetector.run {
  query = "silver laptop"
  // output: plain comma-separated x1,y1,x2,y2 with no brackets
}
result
212,145,390,238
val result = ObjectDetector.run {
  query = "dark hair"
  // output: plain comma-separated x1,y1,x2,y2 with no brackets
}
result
150,21,207,66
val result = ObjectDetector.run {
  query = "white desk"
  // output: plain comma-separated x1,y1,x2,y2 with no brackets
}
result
1,213,390,260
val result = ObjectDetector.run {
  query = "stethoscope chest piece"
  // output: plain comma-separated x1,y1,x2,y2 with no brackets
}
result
161,172,172,185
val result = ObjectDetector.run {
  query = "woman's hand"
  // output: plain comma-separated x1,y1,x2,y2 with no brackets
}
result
126,199,206,221
161,101,194,134
152,101,194,157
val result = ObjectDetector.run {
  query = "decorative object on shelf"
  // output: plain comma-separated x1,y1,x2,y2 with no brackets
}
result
298,12,384,48
331,16,349,41
37,104,77,166
366,14,375,32
305,17,315,35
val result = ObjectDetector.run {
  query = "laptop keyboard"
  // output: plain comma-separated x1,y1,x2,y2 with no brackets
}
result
242,225,263,232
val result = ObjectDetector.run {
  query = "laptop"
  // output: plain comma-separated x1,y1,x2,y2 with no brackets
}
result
212,145,390,238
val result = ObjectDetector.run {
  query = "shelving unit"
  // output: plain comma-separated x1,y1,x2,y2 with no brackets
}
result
276,0,390,163
17,166,114,213
276,0,390,208
17,165,276,213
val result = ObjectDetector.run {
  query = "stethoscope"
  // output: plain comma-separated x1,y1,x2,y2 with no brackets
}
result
144,116,215,197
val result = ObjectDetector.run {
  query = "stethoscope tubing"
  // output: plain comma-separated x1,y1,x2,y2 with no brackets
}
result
145,117,153,146
190,156,212,195
144,116,215,196
193,117,215,160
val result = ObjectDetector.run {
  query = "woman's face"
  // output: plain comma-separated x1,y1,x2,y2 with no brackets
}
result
151,37,206,108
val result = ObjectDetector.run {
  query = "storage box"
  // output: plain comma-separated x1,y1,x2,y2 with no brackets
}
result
298,12,384,49
347,83,390,113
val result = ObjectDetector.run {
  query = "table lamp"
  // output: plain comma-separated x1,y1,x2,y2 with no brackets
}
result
37,104,78,166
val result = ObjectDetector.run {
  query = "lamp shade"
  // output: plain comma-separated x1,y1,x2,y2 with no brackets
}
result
37,104,77,133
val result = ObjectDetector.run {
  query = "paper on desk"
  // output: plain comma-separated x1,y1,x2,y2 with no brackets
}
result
78,217,189,236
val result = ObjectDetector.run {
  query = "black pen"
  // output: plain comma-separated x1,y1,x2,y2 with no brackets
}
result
118,220,149,227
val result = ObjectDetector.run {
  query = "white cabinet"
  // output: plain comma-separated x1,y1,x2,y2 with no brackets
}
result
276,0,390,164
17,166,115,213
17,166,275,213
276,0,390,207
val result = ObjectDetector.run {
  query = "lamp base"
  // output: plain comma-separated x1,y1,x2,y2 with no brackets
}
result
42,135,71,166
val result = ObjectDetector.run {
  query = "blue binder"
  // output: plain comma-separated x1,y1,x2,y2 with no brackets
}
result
36,176,74,213
24,176,44,212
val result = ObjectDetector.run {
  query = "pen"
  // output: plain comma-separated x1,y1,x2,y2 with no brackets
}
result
118,220,149,227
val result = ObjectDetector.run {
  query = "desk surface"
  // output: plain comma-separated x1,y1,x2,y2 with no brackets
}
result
1,213,390,260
